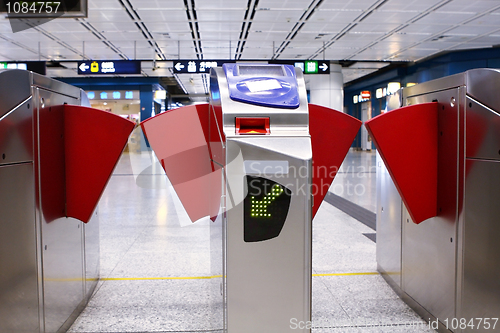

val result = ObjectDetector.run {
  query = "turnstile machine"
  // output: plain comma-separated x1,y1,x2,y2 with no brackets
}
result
142,63,361,332
366,68,500,333
0,69,134,333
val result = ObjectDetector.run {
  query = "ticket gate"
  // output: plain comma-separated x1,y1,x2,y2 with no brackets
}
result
366,68,500,333
141,63,361,332
0,69,135,333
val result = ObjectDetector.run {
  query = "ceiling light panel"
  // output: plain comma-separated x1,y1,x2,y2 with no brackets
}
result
357,10,420,24
390,48,439,61
87,8,132,22
136,8,188,22
350,22,403,33
300,22,349,34
416,11,477,26
196,0,248,9
468,12,500,26
438,0,500,13
383,33,431,44
380,0,447,11
246,31,289,42
326,48,360,59
253,8,305,25
319,0,379,11
399,23,452,35
307,8,362,24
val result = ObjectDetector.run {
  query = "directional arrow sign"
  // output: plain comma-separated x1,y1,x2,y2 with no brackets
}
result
77,60,141,75
268,60,330,74
174,62,185,71
79,63,90,72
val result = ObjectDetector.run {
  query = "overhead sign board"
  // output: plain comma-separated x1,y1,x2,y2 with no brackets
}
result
268,60,330,74
173,60,235,74
0,61,46,75
78,60,141,75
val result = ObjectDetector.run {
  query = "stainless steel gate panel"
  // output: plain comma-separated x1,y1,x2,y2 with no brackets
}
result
0,97,34,165
35,87,85,333
375,153,402,287
0,69,31,120
461,159,500,332
225,137,312,333
84,211,100,299
401,88,462,322
458,94,500,332
0,163,39,333
373,69,500,332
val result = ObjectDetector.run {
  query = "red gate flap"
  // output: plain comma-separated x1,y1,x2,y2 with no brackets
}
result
141,104,220,222
64,105,135,223
309,104,362,218
365,103,438,224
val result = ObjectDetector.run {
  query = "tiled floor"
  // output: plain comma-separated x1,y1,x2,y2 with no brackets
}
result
68,150,436,333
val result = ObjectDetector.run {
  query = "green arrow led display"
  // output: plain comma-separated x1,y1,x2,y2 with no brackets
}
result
250,184,284,218
244,176,292,242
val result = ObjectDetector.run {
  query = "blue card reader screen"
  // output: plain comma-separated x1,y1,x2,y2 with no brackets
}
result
223,63,300,109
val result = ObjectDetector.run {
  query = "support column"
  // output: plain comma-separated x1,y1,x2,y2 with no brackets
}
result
306,63,343,111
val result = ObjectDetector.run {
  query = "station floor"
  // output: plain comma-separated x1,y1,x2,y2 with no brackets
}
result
68,149,436,333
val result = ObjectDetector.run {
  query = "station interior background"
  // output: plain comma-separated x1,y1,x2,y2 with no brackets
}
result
2,0,500,332
1,0,500,135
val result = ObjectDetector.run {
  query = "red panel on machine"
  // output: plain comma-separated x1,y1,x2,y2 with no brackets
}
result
141,104,221,222
308,104,362,218
365,103,438,224
63,105,135,223
235,117,270,134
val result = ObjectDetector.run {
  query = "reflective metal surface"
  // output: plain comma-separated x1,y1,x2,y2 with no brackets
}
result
375,153,402,287
0,98,33,166
403,88,460,322
226,137,312,333
212,67,310,136
0,69,101,333
461,159,500,332
0,163,38,333
465,96,500,161
211,65,312,332
377,69,500,332
466,68,500,114
0,69,31,120
36,87,84,333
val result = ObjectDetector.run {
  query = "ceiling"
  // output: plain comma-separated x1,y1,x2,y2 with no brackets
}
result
2,0,500,98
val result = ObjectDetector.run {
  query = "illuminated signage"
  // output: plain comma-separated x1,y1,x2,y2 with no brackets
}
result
154,90,166,100
353,91,371,104
244,176,291,242
86,90,138,100
173,60,235,74
361,91,371,99
78,60,141,75
269,60,330,74
0,61,46,75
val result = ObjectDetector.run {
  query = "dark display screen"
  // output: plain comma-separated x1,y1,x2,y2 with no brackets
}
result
238,65,285,77
0,0,86,15
243,176,291,242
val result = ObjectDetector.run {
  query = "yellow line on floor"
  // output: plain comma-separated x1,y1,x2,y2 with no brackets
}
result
101,275,223,281
312,272,379,277
98,272,379,281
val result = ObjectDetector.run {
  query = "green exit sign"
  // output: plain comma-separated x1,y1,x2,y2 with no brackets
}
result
304,61,318,74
